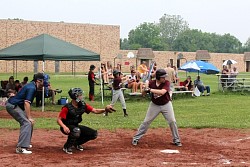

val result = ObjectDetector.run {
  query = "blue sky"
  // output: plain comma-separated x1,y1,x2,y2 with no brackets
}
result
1,0,249,43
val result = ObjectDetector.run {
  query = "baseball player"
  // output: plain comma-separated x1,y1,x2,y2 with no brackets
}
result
132,69,182,147
88,65,96,101
104,70,128,117
57,88,115,154
5,73,44,154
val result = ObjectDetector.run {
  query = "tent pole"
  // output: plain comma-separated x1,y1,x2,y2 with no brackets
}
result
42,61,45,112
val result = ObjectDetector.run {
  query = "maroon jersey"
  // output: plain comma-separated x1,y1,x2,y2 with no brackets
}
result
149,80,171,105
113,77,122,90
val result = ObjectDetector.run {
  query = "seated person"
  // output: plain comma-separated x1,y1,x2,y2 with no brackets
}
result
183,76,194,91
228,67,238,83
221,65,229,87
36,84,58,107
14,80,22,92
137,61,149,83
6,76,15,92
194,76,210,96
124,70,143,93
21,76,29,87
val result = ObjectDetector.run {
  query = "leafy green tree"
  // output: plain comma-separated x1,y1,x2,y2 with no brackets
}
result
128,22,164,50
159,14,189,50
173,29,242,53
243,37,250,52
120,38,130,50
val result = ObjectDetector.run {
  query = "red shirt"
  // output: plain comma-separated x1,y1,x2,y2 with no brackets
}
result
149,80,171,105
113,77,122,90
59,103,94,119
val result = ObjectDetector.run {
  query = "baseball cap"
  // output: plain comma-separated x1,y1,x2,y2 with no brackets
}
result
156,69,168,78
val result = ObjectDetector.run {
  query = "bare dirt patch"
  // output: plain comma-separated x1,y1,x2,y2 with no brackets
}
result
1,110,250,167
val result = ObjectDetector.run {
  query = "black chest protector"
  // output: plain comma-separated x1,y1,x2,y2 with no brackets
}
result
63,102,86,125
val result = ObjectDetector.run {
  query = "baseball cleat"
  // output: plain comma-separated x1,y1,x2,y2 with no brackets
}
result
75,145,84,151
16,147,32,154
63,147,73,154
174,142,182,147
132,139,138,146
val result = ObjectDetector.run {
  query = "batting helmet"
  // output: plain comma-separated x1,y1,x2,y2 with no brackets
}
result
68,88,83,100
113,69,121,76
89,65,96,70
156,69,167,80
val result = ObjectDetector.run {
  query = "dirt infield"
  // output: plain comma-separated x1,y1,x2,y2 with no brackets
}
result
1,110,250,167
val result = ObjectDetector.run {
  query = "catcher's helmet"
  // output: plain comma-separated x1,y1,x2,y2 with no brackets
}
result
155,69,167,80
68,88,83,100
113,69,121,76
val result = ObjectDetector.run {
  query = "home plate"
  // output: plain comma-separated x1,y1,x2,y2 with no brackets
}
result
160,149,180,154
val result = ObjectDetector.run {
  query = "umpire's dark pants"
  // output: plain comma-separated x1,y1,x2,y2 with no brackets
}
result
61,125,97,148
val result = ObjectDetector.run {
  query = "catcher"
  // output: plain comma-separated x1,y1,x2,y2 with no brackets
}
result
57,88,116,154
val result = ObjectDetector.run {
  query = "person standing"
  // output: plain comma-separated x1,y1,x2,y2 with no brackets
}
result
105,69,128,117
132,69,182,147
165,63,176,91
88,65,96,101
5,73,44,154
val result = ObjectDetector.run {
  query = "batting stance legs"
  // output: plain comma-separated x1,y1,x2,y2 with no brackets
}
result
132,101,181,146
110,89,127,116
61,125,97,150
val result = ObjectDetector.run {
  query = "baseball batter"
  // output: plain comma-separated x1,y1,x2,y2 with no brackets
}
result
57,88,115,154
132,69,182,147
105,70,128,117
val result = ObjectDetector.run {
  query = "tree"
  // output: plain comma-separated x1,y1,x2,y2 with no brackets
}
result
173,29,242,53
159,14,189,50
120,38,130,50
243,37,250,52
127,22,164,50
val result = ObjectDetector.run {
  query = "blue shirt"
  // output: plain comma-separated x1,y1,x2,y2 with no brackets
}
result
8,81,37,110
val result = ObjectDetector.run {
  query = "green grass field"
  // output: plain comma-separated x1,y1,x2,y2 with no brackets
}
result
1,72,250,130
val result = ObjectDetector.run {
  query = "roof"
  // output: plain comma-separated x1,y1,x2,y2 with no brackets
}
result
195,50,211,60
244,52,250,61
136,48,155,59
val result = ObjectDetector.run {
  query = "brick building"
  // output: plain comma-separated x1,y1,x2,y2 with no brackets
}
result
0,19,249,73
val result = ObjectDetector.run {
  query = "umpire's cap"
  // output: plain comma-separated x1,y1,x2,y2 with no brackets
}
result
156,69,167,80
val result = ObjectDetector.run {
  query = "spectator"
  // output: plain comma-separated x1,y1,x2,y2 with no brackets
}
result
221,65,229,87
6,76,15,91
101,63,108,84
194,76,210,96
14,80,22,92
137,61,149,82
21,76,29,87
183,76,194,91
164,63,176,91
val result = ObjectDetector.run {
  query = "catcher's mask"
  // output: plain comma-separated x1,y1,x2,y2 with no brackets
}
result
68,88,83,102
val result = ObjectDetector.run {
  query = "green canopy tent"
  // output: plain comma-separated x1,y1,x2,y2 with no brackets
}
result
0,33,100,111
0,33,100,61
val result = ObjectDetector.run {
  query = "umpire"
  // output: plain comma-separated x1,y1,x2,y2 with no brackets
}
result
6,73,44,154
132,69,182,147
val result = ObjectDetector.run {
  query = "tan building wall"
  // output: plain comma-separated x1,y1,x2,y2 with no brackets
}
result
0,19,120,73
0,19,247,73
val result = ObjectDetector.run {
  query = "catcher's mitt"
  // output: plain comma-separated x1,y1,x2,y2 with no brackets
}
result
105,105,116,113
